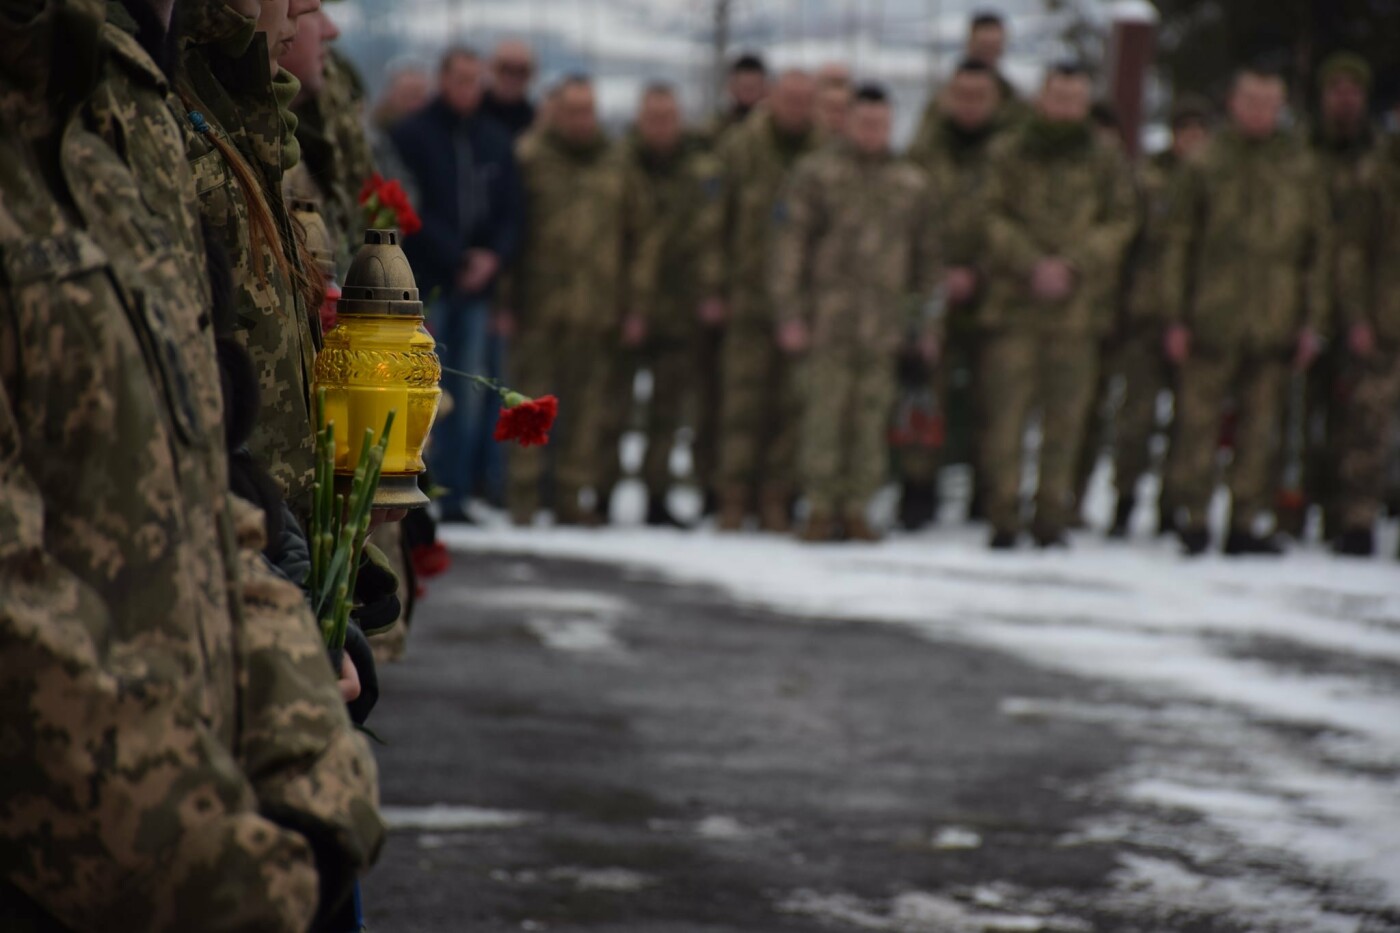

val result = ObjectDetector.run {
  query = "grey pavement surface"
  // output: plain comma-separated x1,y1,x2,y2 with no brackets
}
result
363,550,1394,932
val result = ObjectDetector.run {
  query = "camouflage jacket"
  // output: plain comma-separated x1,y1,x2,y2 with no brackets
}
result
1370,137,1400,346
290,49,377,274
1161,127,1331,350
717,110,822,321
180,0,320,501
1311,127,1386,341
0,5,379,929
506,129,625,331
1120,150,1182,331
981,119,1138,334
619,133,725,340
906,117,1000,268
770,143,940,352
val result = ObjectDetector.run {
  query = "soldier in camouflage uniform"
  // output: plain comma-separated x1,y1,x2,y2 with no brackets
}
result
285,6,377,273
1311,55,1400,557
1105,98,1211,538
772,86,941,543
1161,68,1330,556
503,76,625,526
704,52,769,146
715,69,821,532
902,58,1005,529
979,64,1137,549
0,2,381,928
611,84,725,526
179,0,321,505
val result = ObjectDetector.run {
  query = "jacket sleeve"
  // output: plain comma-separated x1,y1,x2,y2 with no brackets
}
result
489,137,525,265
690,154,727,300
910,179,945,338
768,158,821,327
983,148,1043,281
1159,161,1204,327
228,495,385,930
1302,161,1335,335
0,333,319,933
621,161,659,321
1063,149,1139,293
390,120,462,287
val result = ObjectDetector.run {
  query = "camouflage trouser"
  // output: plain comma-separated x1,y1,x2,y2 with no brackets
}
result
718,318,802,499
800,343,897,514
508,324,614,518
1166,347,1286,532
1112,332,1174,502
690,326,725,496
595,346,639,500
979,330,1099,533
1332,351,1400,529
639,336,704,495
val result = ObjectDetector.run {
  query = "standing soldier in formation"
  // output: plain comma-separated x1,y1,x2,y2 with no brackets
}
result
505,76,624,526
772,86,941,543
1316,56,1400,557
815,62,854,136
979,64,1137,550
708,53,769,144
0,1,382,927
902,58,1005,528
1162,67,1330,556
1107,97,1211,538
715,69,822,532
613,84,726,526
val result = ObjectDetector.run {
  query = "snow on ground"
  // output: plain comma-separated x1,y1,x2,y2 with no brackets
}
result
439,493,1400,921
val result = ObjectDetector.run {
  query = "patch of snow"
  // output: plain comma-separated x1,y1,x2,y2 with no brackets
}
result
695,814,751,841
524,615,625,655
382,804,538,832
551,867,652,892
931,826,984,850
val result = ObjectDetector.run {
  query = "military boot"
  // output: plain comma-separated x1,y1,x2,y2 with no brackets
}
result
1332,527,1375,558
1107,495,1135,539
843,509,884,543
898,481,936,531
646,494,688,529
717,487,747,532
1178,526,1210,557
800,509,837,543
1032,522,1070,549
1223,530,1285,557
759,485,792,533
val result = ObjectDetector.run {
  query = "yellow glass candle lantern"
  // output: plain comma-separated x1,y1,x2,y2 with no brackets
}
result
313,228,441,508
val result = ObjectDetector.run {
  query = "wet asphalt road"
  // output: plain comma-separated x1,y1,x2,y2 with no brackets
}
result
361,550,1283,932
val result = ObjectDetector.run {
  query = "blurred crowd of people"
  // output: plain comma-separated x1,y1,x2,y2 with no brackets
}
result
377,12,1400,558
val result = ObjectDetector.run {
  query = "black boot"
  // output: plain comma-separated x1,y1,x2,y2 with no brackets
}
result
1032,524,1070,549
646,494,687,529
1108,495,1135,539
967,486,986,523
1224,530,1286,557
1157,499,1178,537
898,481,937,531
989,528,1018,550
1333,527,1375,558
1179,526,1210,557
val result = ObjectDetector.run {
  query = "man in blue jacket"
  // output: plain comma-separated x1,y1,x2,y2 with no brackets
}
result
391,47,524,520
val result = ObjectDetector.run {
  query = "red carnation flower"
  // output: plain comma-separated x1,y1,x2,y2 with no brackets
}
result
358,172,385,205
358,173,423,236
494,394,558,448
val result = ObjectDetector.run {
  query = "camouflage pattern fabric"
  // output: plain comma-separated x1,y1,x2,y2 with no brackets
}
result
714,110,821,501
1161,127,1330,531
504,129,625,519
180,0,320,503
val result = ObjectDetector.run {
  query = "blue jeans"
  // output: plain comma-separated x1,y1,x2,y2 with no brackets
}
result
429,294,504,506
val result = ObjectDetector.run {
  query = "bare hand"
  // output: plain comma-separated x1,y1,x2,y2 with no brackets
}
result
1163,324,1191,365
1348,321,1376,358
492,309,517,339
369,507,409,530
457,249,501,294
1294,328,1321,372
1030,258,1075,302
338,653,361,703
622,313,647,348
944,267,978,305
777,319,810,355
698,297,727,327
918,333,941,365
